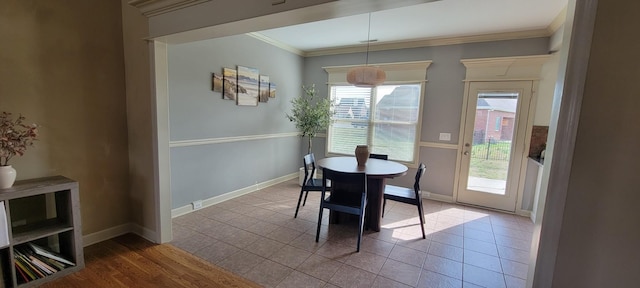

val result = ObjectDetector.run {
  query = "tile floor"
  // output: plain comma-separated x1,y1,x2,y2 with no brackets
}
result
171,180,534,288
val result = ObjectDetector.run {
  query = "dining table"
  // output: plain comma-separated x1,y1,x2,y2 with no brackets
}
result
316,156,408,231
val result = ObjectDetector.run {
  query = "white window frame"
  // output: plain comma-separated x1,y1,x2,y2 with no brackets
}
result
323,61,432,165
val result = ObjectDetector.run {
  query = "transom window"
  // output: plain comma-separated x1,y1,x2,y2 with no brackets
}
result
327,84,422,162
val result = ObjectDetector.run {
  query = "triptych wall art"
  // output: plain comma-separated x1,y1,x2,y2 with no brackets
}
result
212,65,276,106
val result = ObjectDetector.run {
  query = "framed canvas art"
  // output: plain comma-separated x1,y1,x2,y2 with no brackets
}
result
236,66,259,106
269,82,276,98
212,73,223,93
259,75,270,103
222,68,237,100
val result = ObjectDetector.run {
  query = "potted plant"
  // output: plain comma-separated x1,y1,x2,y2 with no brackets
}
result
0,112,38,189
286,85,332,185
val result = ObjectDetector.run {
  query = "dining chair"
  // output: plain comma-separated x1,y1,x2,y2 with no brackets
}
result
382,163,427,239
315,168,368,252
369,153,388,160
295,153,323,218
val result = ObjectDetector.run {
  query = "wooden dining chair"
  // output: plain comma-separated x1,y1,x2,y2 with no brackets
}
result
382,163,427,239
369,153,388,160
315,168,368,252
294,153,323,218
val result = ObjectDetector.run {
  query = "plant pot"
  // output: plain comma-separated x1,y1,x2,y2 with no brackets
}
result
355,145,370,166
0,165,17,189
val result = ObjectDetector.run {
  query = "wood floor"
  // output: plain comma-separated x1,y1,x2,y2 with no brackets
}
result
41,233,261,288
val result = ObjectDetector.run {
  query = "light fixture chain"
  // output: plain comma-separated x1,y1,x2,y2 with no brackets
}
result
366,13,371,66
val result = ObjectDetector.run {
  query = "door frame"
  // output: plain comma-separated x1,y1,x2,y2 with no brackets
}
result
454,55,550,215
456,80,536,212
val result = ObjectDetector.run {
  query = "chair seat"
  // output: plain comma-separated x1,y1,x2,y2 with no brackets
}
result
381,163,427,239
384,185,417,200
323,196,366,215
304,178,323,189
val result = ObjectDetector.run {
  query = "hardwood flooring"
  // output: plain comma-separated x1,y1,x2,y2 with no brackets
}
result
41,233,261,288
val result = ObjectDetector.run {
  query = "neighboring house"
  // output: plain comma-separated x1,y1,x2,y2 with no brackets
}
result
473,98,517,143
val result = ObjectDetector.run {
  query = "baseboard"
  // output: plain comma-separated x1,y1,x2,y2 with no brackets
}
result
83,223,159,246
171,172,298,218
421,191,455,203
83,223,135,247
131,223,158,243
516,208,532,218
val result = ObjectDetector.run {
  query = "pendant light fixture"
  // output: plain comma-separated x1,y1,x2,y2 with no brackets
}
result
347,13,386,88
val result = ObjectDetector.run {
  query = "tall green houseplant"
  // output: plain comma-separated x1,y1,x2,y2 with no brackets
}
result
286,84,332,154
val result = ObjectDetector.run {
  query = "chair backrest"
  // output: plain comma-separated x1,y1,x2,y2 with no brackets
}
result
369,153,388,160
303,153,316,184
322,168,367,202
413,163,426,196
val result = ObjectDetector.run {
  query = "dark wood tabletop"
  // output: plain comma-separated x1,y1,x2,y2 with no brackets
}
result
316,157,407,178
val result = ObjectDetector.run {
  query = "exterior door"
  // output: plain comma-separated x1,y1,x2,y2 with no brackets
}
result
457,81,533,211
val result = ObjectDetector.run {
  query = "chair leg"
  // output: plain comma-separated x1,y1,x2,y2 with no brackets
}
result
382,198,387,218
357,199,367,252
315,204,324,243
303,191,309,206
294,188,305,218
416,199,426,239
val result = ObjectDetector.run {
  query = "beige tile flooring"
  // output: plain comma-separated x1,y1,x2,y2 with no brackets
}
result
171,180,534,288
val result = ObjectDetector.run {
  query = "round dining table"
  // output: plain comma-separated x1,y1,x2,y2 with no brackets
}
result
316,156,408,231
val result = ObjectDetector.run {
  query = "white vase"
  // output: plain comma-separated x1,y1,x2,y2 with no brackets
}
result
0,165,17,189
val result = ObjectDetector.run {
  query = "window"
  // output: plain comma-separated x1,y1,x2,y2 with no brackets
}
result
328,84,422,162
495,116,501,131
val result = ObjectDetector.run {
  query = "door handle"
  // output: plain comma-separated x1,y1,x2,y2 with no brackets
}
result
464,151,469,155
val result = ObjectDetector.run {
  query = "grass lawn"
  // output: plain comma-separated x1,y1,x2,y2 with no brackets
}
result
469,158,509,180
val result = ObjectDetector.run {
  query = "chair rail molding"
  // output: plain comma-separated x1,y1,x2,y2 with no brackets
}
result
128,0,211,17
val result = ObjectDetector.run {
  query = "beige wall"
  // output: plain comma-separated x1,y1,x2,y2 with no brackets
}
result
549,0,640,286
121,1,157,238
0,1,131,236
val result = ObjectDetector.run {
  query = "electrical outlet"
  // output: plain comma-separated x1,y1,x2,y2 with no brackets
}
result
192,200,203,210
439,133,451,141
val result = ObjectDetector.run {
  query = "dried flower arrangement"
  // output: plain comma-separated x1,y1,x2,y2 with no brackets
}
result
0,112,38,166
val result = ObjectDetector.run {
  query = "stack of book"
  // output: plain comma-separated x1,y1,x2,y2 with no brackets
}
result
13,243,75,284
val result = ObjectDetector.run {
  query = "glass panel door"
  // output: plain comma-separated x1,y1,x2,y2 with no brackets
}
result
457,81,533,211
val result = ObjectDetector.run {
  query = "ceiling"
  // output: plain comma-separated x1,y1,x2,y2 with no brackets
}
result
254,0,568,55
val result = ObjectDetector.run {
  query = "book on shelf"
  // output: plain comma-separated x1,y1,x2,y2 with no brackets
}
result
14,259,37,282
27,243,75,266
29,255,56,274
15,262,31,283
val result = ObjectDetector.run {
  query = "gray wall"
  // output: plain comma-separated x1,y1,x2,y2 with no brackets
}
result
304,38,550,196
168,34,303,208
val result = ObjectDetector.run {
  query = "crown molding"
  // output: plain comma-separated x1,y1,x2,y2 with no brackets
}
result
246,33,305,56
547,5,568,34
128,0,211,17
304,29,550,57
460,54,551,81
